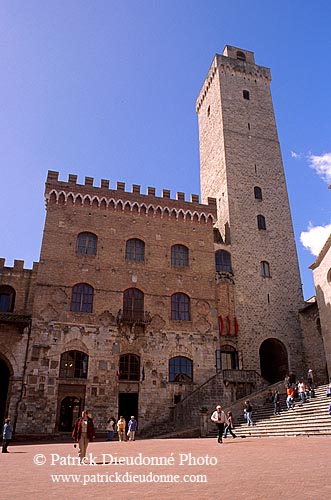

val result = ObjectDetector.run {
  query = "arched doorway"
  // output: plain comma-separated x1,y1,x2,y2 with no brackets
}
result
0,358,10,426
259,338,289,383
58,397,82,432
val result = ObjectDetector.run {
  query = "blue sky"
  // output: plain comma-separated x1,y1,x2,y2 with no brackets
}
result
0,0,330,300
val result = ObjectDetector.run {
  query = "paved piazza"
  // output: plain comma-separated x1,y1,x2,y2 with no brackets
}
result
1,436,330,500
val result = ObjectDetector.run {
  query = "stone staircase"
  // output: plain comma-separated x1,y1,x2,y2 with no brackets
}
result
210,384,331,438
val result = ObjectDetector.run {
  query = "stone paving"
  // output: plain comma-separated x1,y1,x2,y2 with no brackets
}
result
1,436,330,500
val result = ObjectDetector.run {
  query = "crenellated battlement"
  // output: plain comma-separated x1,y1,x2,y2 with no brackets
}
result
45,171,217,223
0,258,39,273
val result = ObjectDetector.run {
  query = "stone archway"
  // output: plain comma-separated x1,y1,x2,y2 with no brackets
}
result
259,338,289,383
0,358,10,426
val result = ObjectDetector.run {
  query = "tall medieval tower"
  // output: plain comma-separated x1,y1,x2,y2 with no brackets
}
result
196,46,305,380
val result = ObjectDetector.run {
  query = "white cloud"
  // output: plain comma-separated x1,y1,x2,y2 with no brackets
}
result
300,223,331,256
307,152,331,184
291,151,301,159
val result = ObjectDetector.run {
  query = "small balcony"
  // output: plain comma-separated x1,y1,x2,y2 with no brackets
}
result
116,309,152,326
215,271,235,284
0,312,32,328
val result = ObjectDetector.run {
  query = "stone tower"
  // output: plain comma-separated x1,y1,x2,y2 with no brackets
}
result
196,45,305,381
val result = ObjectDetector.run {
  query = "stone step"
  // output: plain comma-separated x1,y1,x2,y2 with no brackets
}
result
208,383,331,438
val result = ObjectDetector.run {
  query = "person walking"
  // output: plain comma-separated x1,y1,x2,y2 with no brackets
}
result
72,410,96,462
2,417,13,453
286,385,295,410
106,416,116,441
127,416,137,441
223,411,236,439
288,372,296,389
273,390,281,415
307,369,313,387
244,400,254,426
297,380,306,404
117,416,126,442
211,405,228,444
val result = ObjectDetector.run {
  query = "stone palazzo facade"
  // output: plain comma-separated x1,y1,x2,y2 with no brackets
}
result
0,46,327,436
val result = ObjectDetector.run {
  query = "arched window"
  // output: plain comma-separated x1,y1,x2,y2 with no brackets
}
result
119,353,140,381
0,285,15,312
237,51,246,61
171,293,190,321
216,345,239,371
77,232,97,255
126,238,145,261
257,214,266,230
171,244,189,267
260,261,271,277
215,250,232,273
169,356,193,383
71,284,94,313
123,288,144,322
59,350,89,379
254,186,263,200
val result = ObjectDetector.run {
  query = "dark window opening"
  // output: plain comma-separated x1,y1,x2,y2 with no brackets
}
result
215,250,232,273
216,346,239,371
243,90,250,100
59,351,88,379
257,214,266,230
213,228,223,243
0,286,15,312
71,284,94,313
171,244,189,267
77,232,97,255
237,51,246,61
171,293,190,321
261,261,271,277
125,239,145,261
123,288,144,322
119,353,140,381
254,186,263,200
169,356,193,383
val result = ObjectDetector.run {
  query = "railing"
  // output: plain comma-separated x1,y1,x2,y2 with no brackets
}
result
223,369,265,384
116,310,152,326
215,271,235,284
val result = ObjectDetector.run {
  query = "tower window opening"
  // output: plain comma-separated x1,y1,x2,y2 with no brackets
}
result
260,261,271,278
257,214,266,230
207,105,210,117
243,90,250,100
236,51,246,61
254,186,263,200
